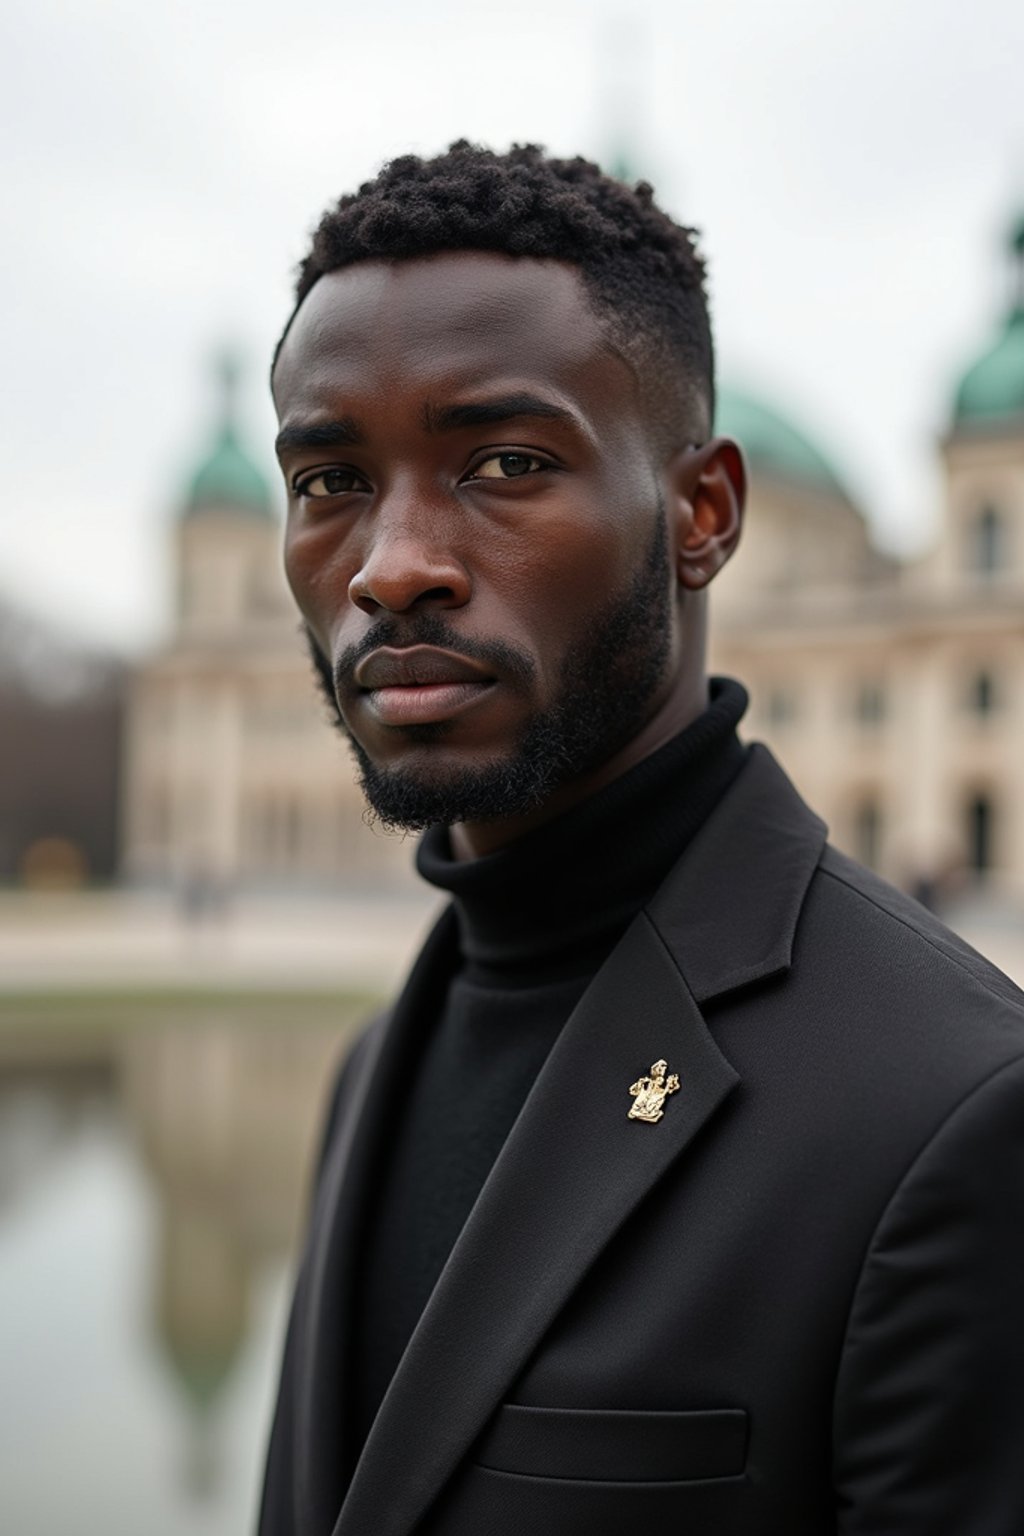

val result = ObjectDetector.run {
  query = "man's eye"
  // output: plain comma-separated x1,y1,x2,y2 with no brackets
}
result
472,453,547,480
295,469,365,497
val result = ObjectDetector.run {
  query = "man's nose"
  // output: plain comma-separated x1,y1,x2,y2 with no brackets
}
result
348,492,471,616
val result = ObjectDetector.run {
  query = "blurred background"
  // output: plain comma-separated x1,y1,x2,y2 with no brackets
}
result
2,0,1024,1531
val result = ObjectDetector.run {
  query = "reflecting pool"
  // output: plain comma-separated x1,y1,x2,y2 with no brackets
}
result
0,995,368,1536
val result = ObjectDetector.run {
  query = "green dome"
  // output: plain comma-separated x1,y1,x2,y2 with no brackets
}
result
183,352,273,518
954,308,1024,424
953,213,1024,426
714,384,849,498
188,425,273,515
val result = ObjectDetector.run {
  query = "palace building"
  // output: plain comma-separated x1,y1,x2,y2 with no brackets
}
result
713,214,1024,902
122,217,1024,906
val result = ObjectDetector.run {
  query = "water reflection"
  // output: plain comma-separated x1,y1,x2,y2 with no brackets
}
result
0,998,365,1536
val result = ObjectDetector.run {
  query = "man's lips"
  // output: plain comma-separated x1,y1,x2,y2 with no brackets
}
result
354,646,494,690
352,646,497,727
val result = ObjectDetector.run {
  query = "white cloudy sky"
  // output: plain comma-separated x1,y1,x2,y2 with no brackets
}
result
3,0,1023,653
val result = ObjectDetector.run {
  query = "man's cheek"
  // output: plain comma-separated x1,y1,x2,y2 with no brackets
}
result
285,537,347,634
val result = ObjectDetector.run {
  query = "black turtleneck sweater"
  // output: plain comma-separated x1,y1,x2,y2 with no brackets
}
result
352,678,749,1449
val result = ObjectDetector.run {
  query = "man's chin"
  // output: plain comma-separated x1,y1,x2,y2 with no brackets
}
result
351,741,555,833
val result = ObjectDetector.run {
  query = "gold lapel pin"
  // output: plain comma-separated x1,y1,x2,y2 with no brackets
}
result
628,1059,680,1123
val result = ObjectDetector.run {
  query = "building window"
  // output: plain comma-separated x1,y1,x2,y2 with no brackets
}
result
969,669,997,717
853,798,883,869
855,681,886,726
966,792,995,876
765,687,798,727
970,505,1005,576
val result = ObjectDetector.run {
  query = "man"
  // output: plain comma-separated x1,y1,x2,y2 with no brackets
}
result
261,144,1024,1535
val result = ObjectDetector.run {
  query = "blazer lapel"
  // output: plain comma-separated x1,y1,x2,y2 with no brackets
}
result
334,909,739,1536
647,743,828,1004
294,905,460,1534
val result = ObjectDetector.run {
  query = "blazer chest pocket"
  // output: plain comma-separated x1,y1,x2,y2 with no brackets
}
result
474,1403,749,1483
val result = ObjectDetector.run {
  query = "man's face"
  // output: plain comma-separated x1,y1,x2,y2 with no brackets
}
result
272,253,685,832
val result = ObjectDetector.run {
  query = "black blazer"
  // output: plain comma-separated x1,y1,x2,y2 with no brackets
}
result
260,746,1024,1535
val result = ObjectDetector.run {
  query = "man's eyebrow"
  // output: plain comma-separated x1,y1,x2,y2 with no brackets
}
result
274,418,363,457
422,394,576,434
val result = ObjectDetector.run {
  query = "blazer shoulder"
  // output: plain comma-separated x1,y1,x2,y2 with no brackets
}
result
815,843,1024,1018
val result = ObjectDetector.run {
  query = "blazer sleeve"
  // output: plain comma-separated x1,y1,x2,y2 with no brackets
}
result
833,1051,1024,1534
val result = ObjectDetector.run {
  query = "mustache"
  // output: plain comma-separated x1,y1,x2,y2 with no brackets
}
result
331,614,537,694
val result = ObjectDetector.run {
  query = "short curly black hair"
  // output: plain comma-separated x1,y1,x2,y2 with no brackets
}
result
276,141,715,448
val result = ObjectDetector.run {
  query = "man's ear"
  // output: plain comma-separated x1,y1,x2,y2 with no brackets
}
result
669,438,746,591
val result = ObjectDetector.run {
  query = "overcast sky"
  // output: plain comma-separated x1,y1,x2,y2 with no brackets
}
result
3,0,1023,653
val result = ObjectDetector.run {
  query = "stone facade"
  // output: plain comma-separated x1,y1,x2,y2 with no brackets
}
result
710,417,1024,900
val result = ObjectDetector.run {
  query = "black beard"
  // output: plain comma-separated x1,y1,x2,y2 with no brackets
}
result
304,514,672,832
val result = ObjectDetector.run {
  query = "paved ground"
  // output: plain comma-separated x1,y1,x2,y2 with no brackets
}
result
0,887,443,995
0,887,1021,995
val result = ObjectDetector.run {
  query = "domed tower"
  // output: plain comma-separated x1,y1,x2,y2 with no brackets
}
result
175,351,286,637
122,348,420,895
122,351,294,891
930,211,1024,593
901,211,1024,896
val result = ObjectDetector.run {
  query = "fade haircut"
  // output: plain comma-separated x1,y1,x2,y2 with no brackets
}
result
275,141,714,450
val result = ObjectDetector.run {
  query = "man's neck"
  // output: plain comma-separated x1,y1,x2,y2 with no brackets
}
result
449,669,710,861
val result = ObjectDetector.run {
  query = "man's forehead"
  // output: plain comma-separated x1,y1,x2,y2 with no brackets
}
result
272,252,617,404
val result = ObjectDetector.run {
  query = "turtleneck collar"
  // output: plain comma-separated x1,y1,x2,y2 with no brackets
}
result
416,677,749,985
